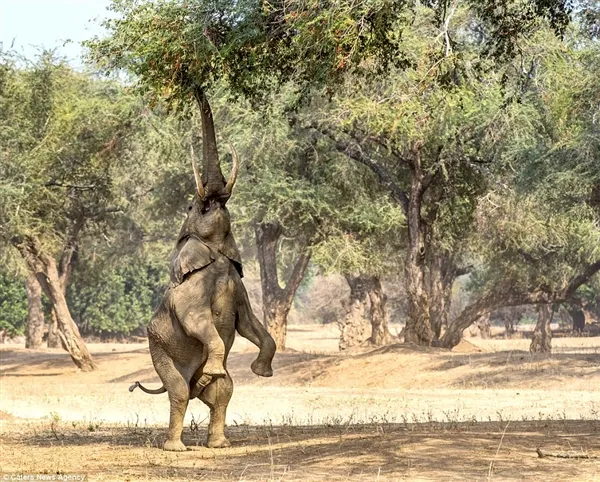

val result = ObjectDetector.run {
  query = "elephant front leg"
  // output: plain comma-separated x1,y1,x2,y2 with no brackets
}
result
236,289,276,377
199,372,233,448
180,309,226,378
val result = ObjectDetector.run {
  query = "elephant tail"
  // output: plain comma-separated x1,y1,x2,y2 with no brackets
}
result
128,381,167,395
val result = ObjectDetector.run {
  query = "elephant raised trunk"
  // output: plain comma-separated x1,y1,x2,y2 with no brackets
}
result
192,88,238,200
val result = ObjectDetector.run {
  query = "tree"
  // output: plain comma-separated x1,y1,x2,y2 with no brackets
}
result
253,221,310,349
218,87,403,349
338,275,393,350
0,51,146,370
68,258,166,338
439,191,600,349
294,4,542,345
530,304,554,353
438,20,600,349
87,0,575,349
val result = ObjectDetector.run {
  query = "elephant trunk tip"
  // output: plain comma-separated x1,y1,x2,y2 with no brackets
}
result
129,382,140,392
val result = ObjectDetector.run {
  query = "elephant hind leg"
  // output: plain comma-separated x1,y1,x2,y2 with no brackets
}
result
149,339,190,452
178,309,226,378
199,373,233,448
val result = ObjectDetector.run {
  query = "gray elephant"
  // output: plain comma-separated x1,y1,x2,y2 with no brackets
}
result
130,90,276,451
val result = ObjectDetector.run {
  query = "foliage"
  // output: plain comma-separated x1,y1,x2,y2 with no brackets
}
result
465,25,600,302
68,258,167,336
298,6,536,267
212,85,405,275
86,0,573,109
0,50,141,250
1,2,597,342
0,272,27,337
469,191,600,294
0,51,187,339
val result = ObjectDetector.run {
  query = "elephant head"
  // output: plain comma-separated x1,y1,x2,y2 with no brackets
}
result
176,89,243,273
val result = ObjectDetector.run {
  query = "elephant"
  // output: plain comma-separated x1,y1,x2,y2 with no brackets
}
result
129,89,276,451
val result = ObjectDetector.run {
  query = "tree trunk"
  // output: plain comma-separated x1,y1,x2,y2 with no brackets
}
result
428,255,446,340
255,221,310,351
47,310,61,348
340,275,393,350
339,275,372,350
427,252,460,340
319,131,435,345
12,237,96,371
568,307,586,332
475,313,492,339
367,277,393,346
403,147,435,345
24,274,45,349
438,261,600,349
530,304,553,353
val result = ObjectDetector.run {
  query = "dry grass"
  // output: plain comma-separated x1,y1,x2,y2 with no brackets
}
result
1,324,599,481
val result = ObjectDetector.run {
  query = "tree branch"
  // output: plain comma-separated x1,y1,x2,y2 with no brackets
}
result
441,259,600,348
45,180,96,190
314,125,410,215
559,259,600,299
283,251,311,308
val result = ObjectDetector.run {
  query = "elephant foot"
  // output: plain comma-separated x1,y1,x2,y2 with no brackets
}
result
203,359,226,378
190,374,213,399
163,439,187,452
251,358,273,377
207,435,231,448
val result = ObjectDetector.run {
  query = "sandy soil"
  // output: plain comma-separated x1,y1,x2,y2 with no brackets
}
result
1,324,599,481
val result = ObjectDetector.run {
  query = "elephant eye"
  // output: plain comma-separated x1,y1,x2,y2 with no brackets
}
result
187,205,193,211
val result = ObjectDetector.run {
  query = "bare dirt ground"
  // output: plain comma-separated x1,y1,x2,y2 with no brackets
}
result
1,324,599,481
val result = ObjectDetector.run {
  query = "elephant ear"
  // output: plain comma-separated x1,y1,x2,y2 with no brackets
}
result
170,237,215,286
218,232,243,278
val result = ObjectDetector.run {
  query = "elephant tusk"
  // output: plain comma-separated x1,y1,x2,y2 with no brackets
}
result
224,144,239,196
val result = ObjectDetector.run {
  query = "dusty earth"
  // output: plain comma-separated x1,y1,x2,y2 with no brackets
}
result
1,324,599,481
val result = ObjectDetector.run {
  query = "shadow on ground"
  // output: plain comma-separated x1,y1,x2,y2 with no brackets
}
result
2,420,598,481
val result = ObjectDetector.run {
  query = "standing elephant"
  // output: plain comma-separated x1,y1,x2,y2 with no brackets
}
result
129,89,276,451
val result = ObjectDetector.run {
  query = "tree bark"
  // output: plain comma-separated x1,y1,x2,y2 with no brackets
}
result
340,275,393,349
12,236,95,371
24,274,45,349
339,275,372,350
427,252,461,340
368,277,393,345
255,221,310,351
403,147,434,345
530,304,553,353
47,311,61,348
427,254,446,340
49,230,79,349
317,129,435,346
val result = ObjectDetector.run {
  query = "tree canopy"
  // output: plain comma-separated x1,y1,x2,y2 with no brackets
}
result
1,0,598,357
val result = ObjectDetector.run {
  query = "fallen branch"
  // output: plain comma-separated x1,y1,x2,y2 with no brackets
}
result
536,448,599,459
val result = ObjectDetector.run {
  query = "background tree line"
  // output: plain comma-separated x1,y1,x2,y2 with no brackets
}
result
1,0,599,370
